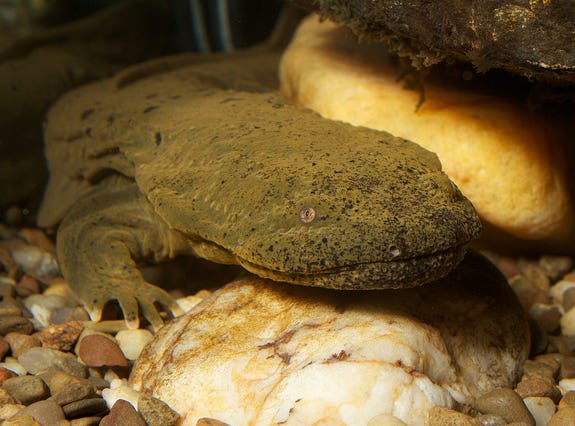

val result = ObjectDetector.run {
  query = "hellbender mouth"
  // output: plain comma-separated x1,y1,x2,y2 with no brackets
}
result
236,243,470,290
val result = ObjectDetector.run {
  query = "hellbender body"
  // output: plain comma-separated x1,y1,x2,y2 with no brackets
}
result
38,50,481,329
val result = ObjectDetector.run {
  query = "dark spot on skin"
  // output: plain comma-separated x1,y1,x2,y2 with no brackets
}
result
85,128,92,136
170,95,181,100
143,105,159,114
146,93,158,99
107,114,115,125
155,131,162,146
81,108,94,120
268,245,274,252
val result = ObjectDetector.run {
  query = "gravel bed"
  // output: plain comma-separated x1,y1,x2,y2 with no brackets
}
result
1,224,575,426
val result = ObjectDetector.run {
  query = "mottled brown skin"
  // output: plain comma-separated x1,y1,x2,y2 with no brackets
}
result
38,50,481,330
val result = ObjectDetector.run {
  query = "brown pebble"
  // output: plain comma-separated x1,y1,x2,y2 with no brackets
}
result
0,300,23,317
560,356,575,379
62,397,108,418
529,304,562,333
138,393,180,426
426,406,482,425
4,332,40,357
559,391,575,409
516,377,562,403
563,288,575,312
40,368,93,405
0,315,34,336
547,406,575,426
0,336,10,358
2,375,50,405
535,353,563,374
539,256,574,282
523,360,557,380
0,387,15,404
15,276,41,297
36,320,84,351
0,366,17,384
509,275,550,310
17,399,66,425
69,417,102,426
2,414,41,426
100,399,145,426
77,334,128,367
547,335,574,356
196,418,232,426
475,388,535,425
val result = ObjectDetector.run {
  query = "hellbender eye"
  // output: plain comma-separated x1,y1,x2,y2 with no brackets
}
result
299,206,316,224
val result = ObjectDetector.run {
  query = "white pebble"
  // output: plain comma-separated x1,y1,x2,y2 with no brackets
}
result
0,357,27,375
523,396,556,426
176,295,206,313
10,242,59,280
558,378,575,394
560,306,575,336
24,294,72,327
368,413,407,425
102,378,141,409
550,280,575,305
116,329,154,360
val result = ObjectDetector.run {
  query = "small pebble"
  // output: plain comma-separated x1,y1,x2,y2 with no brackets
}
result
17,399,66,425
516,377,562,402
35,320,84,351
25,295,69,328
100,399,145,426
558,391,575,409
115,329,153,361
40,369,93,405
2,375,50,405
69,417,102,426
474,413,507,425
550,281,575,305
3,414,41,426
475,388,535,425
77,333,128,367
0,315,34,336
0,404,26,422
0,387,15,404
0,336,10,357
0,367,17,384
547,406,575,426
426,406,482,426
15,276,41,297
563,288,575,312
138,393,180,426
18,347,78,375
529,304,562,333
560,356,575,379
558,378,575,394
102,378,140,408
4,332,40,357
509,275,550,309
62,397,109,418
561,307,575,336
0,357,27,375
539,256,574,282
523,396,556,426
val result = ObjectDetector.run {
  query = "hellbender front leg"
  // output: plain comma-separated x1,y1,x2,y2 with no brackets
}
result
56,178,186,330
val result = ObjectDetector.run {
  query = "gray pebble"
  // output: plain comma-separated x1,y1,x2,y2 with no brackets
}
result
17,347,79,375
41,370,93,406
2,375,50,405
62,397,109,418
53,355,88,379
17,399,65,425
138,393,180,426
0,315,34,336
475,388,535,426
475,413,507,426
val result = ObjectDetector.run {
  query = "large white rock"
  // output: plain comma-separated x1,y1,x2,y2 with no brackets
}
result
130,253,529,425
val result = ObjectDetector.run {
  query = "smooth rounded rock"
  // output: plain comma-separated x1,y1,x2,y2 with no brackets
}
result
77,334,128,368
523,396,556,426
548,407,575,426
100,399,145,426
131,253,529,426
62,397,109,418
0,316,34,336
426,406,482,426
2,375,49,405
17,400,65,425
138,394,179,426
115,329,153,361
3,333,40,357
17,347,78,375
475,388,535,425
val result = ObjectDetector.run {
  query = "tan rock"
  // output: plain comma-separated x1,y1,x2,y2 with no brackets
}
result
426,406,482,426
131,253,529,426
280,15,575,253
